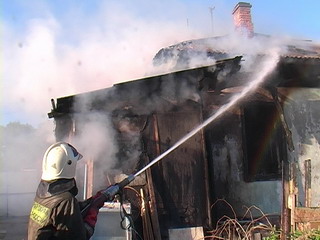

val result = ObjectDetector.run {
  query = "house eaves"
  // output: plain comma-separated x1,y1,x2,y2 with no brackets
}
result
48,56,243,119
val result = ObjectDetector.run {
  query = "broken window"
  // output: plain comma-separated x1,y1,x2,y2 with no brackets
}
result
242,101,286,181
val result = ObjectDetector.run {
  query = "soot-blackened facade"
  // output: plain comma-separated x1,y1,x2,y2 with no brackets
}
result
48,52,320,239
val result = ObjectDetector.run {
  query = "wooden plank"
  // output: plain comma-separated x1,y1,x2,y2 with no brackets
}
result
140,188,155,240
155,107,207,226
87,160,94,198
144,114,162,240
168,227,204,240
269,87,294,151
199,104,212,228
296,222,320,231
281,147,291,239
295,208,320,222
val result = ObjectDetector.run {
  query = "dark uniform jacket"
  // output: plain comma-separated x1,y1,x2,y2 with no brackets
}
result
28,179,91,240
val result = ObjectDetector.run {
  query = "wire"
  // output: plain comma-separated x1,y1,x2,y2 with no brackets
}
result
118,195,144,240
120,204,132,230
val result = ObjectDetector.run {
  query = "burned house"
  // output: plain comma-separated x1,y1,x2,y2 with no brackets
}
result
47,2,320,240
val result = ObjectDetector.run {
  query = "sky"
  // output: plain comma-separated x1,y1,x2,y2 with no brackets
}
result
1,0,320,127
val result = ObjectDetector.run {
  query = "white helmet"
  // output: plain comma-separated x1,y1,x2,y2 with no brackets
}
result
41,142,83,181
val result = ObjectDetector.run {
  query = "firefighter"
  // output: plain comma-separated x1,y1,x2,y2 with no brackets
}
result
28,141,107,240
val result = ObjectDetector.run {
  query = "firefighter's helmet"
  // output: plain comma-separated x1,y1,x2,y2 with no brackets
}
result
41,142,83,181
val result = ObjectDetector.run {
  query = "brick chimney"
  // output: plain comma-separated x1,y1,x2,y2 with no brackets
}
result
232,2,254,37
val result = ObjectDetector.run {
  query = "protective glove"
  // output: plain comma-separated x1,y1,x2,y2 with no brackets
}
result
83,191,106,228
79,198,93,212
83,184,121,228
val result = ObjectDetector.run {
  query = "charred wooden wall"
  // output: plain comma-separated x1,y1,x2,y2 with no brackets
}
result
201,88,286,223
49,56,320,237
141,103,211,237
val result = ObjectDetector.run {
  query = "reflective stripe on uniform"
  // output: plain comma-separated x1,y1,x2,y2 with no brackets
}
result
30,202,50,226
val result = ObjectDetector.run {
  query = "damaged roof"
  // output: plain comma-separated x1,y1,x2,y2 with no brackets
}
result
153,35,320,68
49,49,320,121
49,56,243,118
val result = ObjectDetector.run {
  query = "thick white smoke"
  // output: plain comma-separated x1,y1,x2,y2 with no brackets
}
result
1,0,318,217
2,1,213,127
1,1,206,216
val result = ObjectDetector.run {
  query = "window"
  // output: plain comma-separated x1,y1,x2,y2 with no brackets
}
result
242,102,287,181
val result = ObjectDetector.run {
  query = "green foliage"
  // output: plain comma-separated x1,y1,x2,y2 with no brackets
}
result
290,229,320,240
263,228,281,240
263,229,320,240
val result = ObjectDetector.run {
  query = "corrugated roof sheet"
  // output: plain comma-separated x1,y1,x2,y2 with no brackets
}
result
153,35,320,63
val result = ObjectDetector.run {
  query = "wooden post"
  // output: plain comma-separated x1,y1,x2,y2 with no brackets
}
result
199,104,213,228
140,188,155,240
86,159,94,198
282,160,291,240
289,162,298,231
269,87,294,152
141,114,162,240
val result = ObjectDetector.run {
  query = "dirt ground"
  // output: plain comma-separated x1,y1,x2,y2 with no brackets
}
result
0,216,28,240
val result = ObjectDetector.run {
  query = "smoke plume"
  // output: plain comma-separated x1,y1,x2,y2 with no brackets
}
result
1,0,317,217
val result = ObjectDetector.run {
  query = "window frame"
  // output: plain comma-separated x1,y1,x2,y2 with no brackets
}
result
241,101,287,182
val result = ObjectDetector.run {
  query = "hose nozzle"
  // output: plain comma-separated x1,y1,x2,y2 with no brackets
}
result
117,174,135,188
100,174,135,201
